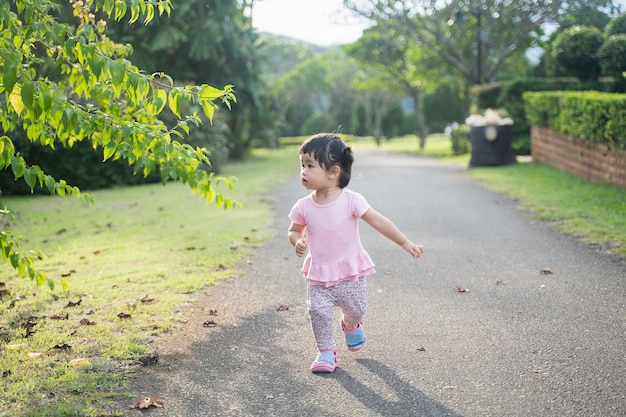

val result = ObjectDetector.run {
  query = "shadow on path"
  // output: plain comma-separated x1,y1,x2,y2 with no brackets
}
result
334,358,462,417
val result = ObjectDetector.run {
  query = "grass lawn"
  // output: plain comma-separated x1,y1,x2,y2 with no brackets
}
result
1,133,623,416
0,146,300,416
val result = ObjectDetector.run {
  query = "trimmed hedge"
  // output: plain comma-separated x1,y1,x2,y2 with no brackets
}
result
476,78,611,154
523,90,626,148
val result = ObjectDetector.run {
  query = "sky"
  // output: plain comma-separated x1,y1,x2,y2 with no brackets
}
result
251,0,370,46
252,0,626,47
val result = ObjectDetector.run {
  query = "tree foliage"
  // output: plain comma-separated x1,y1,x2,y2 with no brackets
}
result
272,48,360,136
0,0,236,288
598,34,626,89
552,25,604,80
604,12,626,36
343,0,618,85
345,23,442,146
105,0,268,158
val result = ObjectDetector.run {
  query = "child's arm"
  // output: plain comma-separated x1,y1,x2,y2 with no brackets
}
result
361,208,424,258
288,222,308,257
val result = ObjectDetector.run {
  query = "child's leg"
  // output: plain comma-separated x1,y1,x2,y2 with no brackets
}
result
336,278,367,332
307,284,337,352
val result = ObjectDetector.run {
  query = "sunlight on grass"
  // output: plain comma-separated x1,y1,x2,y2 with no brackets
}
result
348,134,471,166
0,146,300,416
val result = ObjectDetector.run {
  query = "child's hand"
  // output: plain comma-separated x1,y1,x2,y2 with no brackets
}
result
295,238,308,257
402,241,424,259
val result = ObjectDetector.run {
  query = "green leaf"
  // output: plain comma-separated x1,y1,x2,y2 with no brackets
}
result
168,88,181,118
9,85,24,114
45,175,55,194
9,253,19,268
36,271,46,286
154,89,167,114
103,141,117,161
11,155,26,179
202,101,216,123
21,81,34,108
111,61,126,87
199,85,224,102
2,60,17,95
24,167,37,190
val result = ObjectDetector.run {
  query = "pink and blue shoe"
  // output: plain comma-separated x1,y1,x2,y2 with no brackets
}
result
310,350,337,373
342,320,366,351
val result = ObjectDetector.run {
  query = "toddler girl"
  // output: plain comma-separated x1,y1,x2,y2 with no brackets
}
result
287,133,424,373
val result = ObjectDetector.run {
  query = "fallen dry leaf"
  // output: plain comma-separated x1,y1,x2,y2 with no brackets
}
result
65,299,82,308
50,313,69,320
495,280,508,285
539,268,553,274
79,318,95,326
140,294,155,303
454,286,470,293
129,394,164,409
5,344,26,351
50,343,71,351
208,309,218,316
276,304,289,311
68,358,91,367
415,346,426,352
138,350,159,366
202,320,217,328
117,312,132,320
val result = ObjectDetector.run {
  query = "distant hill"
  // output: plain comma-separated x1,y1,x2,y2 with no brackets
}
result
256,32,338,85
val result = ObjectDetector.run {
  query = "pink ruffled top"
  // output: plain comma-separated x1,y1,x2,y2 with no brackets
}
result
289,188,376,287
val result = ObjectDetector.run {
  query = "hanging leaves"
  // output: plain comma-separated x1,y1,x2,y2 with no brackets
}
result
0,0,238,287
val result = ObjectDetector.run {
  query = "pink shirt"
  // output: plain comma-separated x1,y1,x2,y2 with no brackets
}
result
289,188,376,286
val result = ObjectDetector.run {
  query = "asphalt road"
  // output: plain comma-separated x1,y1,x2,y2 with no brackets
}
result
117,149,626,417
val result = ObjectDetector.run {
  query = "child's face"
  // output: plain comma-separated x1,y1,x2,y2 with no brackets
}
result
299,152,335,190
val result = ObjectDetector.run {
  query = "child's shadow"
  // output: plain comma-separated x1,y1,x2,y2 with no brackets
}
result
335,358,462,417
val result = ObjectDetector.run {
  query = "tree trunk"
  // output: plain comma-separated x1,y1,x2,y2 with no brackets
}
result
412,90,427,149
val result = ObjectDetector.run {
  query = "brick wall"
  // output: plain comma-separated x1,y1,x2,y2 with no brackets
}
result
531,126,626,189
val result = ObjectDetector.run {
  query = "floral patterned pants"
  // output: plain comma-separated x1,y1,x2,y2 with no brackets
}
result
307,278,367,352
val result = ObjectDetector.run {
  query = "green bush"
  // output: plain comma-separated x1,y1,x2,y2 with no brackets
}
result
523,90,626,148
450,124,470,155
552,26,604,81
605,12,626,37
598,34,626,91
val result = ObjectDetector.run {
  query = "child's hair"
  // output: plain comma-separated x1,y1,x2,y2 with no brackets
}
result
300,133,353,188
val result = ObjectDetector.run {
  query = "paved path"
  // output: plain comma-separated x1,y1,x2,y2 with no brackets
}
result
118,149,625,417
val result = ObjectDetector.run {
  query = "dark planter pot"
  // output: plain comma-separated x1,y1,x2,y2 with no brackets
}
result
469,125,517,167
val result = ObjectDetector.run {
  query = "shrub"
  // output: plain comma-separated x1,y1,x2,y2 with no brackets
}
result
450,124,470,155
523,91,626,148
552,26,604,81
598,34,626,91
604,12,626,37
